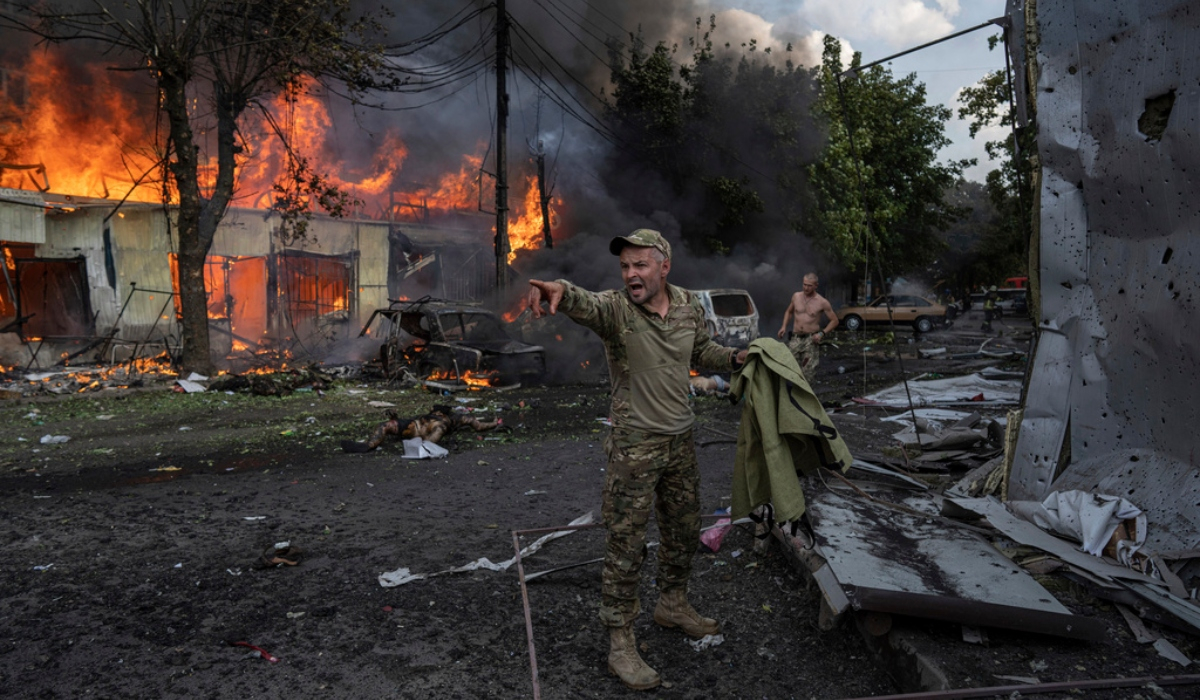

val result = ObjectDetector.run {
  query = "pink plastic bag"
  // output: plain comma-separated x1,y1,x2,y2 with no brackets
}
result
700,517,732,552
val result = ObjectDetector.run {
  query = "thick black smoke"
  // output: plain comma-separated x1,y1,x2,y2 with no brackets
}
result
357,0,835,380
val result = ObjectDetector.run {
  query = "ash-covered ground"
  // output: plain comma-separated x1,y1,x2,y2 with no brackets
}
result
0,309,1195,699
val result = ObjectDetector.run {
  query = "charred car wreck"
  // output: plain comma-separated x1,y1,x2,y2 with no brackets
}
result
694,289,760,348
362,298,546,384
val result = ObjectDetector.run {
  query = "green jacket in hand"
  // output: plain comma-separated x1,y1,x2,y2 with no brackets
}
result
730,338,852,522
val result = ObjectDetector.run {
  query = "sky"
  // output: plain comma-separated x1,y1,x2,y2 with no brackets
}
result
697,0,1011,181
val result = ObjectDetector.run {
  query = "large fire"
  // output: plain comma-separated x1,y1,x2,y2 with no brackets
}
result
0,51,558,257
0,52,163,202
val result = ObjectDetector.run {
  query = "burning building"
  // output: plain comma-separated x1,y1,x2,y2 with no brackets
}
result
0,48,559,369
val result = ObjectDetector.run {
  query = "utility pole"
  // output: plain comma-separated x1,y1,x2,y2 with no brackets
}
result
494,0,510,291
536,141,552,249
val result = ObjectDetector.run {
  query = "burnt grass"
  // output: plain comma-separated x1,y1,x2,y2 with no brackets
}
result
0,315,1196,699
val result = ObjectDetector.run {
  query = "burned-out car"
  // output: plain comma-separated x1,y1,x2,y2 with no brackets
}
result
694,289,760,348
361,299,545,383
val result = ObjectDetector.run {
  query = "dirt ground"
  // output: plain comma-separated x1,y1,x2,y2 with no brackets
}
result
1,309,1196,699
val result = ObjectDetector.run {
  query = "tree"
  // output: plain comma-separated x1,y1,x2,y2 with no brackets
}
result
2,0,398,373
602,19,819,254
956,36,1035,285
808,35,968,279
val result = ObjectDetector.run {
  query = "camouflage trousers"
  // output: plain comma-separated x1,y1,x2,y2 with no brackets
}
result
599,428,700,628
787,332,820,378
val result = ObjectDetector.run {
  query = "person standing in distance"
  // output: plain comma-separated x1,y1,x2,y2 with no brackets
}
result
776,272,838,379
527,229,747,691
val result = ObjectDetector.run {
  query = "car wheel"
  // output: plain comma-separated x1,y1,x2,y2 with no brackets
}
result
843,314,863,332
914,316,934,333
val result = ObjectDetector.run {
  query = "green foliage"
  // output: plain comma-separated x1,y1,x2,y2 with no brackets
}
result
955,37,1035,284
809,36,968,274
602,18,818,254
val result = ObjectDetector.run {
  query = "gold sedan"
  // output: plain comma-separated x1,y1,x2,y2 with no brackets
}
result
836,295,948,333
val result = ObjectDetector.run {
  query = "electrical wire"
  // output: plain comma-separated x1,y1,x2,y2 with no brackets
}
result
381,3,487,55
529,0,622,74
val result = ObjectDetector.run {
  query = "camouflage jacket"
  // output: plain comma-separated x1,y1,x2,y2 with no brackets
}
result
557,280,740,435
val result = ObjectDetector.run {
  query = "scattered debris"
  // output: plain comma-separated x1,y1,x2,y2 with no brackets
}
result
378,511,594,587
39,435,70,444
858,371,1022,407
402,438,448,460
208,366,335,396
175,378,206,393
700,510,734,552
229,641,279,664
258,542,302,568
1008,490,1146,560
1152,638,1193,667
688,634,725,651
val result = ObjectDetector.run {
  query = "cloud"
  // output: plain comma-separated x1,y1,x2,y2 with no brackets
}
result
788,0,958,48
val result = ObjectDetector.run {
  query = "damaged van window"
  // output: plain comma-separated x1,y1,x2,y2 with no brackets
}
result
711,294,753,317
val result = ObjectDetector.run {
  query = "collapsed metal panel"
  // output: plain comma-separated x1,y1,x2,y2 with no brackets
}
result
1015,0,1200,544
0,188,46,243
806,490,1103,640
1009,328,1071,500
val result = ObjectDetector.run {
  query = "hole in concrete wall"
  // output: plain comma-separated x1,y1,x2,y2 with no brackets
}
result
1162,247,1174,264
1138,89,1176,142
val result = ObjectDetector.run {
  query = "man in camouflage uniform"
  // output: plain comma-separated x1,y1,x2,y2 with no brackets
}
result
528,229,747,690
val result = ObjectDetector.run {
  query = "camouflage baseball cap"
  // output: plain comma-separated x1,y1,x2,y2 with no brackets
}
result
609,228,671,259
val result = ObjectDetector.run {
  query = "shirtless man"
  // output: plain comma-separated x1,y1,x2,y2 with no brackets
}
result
776,272,838,379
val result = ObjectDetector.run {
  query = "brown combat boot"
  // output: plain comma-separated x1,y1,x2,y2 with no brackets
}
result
607,625,661,690
653,587,720,638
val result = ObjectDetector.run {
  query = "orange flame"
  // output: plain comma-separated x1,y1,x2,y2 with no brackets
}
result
506,174,559,263
0,52,162,202
1,51,566,260
228,79,405,210
426,367,500,389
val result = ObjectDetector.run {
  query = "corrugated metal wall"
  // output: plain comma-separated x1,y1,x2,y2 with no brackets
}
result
1011,0,1200,556
8,204,491,358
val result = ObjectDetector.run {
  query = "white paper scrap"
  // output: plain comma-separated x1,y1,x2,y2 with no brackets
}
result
175,379,207,393
401,438,449,460
379,512,595,587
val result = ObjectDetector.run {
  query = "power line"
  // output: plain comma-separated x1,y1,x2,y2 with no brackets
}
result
507,27,626,149
529,0,622,74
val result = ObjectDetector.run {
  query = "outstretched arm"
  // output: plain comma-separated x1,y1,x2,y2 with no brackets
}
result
527,279,565,318
528,279,620,337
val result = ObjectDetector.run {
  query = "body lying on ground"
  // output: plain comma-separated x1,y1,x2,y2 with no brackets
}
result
341,405,502,453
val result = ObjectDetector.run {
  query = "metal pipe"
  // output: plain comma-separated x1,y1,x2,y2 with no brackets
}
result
839,673,1200,700
512,529,541,700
